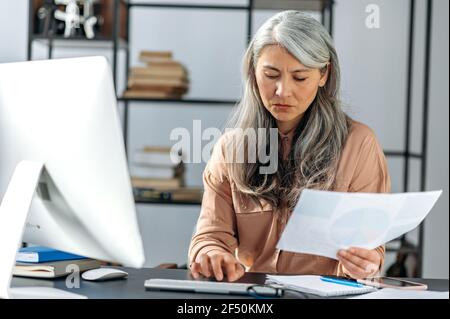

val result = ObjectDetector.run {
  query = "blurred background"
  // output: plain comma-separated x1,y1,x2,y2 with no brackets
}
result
0,0,448,279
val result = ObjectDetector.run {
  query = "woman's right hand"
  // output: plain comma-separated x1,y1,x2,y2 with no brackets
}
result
190,251,245,282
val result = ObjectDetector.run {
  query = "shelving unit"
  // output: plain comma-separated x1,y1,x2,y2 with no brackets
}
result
27,0,332,207
26,1,435,276
118,0,333,207
120,0,334,154
26,0,333,143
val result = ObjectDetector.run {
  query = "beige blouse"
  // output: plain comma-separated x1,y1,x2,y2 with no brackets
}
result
188,120,391,276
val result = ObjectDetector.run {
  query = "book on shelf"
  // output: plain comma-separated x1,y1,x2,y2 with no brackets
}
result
139,50,173,63
130,66,187,78
129,163,184,179
142,146,179,153
124,50,190,99
123,90,184,99
145,60,186,68
16,246,87,263
130,145,185,187
126,84,188,95
140,50,172,58
133,147,183,167
131,176,183,190
133,187,203,203
13,259,103,278
128,77,188,89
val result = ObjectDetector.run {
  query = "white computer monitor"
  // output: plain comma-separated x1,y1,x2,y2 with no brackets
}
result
0,57,145,297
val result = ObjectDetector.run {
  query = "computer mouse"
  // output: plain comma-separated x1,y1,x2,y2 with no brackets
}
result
81,268,128,281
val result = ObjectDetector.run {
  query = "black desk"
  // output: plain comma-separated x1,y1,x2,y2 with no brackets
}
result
11,268,449,299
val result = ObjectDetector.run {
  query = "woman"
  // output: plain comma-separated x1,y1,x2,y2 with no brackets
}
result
189,11,390,282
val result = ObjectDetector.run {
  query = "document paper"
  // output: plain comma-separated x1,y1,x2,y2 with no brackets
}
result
277,189,442,259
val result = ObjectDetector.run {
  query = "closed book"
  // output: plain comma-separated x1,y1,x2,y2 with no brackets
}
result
127,80,189,92
13,259,102,278
125,85,188,94
16,246,87,263
128,77,188,89
129,165,176,179
139,56,174,64
130,67,187,78
139,51,173,63
140,57,174,63
129,73,187,81
142,146,175,153
131,177,183,190
123,90,184,99
133,148,182,167
146,60,185,69
139,50,173,59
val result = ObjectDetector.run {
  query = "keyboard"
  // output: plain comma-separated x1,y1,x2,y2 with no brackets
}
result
144,278,282,297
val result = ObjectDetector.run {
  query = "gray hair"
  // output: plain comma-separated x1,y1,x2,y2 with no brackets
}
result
226,11,351,217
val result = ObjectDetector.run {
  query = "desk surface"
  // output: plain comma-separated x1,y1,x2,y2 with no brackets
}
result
11,268,449,299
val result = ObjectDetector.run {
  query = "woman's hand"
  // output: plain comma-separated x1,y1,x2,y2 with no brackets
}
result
190,251,245,282
337,247,381,279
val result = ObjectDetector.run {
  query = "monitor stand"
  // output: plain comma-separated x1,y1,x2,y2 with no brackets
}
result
0,160,86,299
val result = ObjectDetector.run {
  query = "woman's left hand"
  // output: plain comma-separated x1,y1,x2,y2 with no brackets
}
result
337,247,381,279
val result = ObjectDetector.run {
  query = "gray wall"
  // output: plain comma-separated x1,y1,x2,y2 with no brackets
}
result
0,0,447,278
423,0,449,279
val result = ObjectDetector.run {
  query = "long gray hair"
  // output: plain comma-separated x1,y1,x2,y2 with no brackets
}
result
225,11,351,214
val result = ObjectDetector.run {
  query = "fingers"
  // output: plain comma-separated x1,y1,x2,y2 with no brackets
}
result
222,254,245,282
190,262,202,279
234,262,245,281
349,247,381,273
199,254,212,277
347,247,378,263
190,257,214,279
210,254,224,281
338,250,370,270
222,254,236,281
337,249,380,278
339,254,370,279
190,253,245,282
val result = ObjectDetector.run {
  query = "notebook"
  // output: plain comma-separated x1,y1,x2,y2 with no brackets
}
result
13,259,102,278
16,246,87,263
266,275,377,297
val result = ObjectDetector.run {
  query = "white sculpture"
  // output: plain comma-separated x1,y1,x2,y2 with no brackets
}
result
54,0,98,39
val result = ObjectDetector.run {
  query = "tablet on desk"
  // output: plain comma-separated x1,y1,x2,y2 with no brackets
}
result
144,278,282,297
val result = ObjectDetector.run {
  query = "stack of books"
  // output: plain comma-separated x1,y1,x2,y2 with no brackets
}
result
130,146,185,190
123,50,189,99
13,246,102,278
130,146,203,203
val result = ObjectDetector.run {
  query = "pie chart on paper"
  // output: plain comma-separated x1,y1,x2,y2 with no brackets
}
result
329,208,390,248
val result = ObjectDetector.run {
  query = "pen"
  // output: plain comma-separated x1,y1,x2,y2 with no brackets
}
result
320,276,364,288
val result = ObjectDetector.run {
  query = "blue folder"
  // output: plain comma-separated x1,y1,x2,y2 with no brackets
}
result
16,246,87,263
